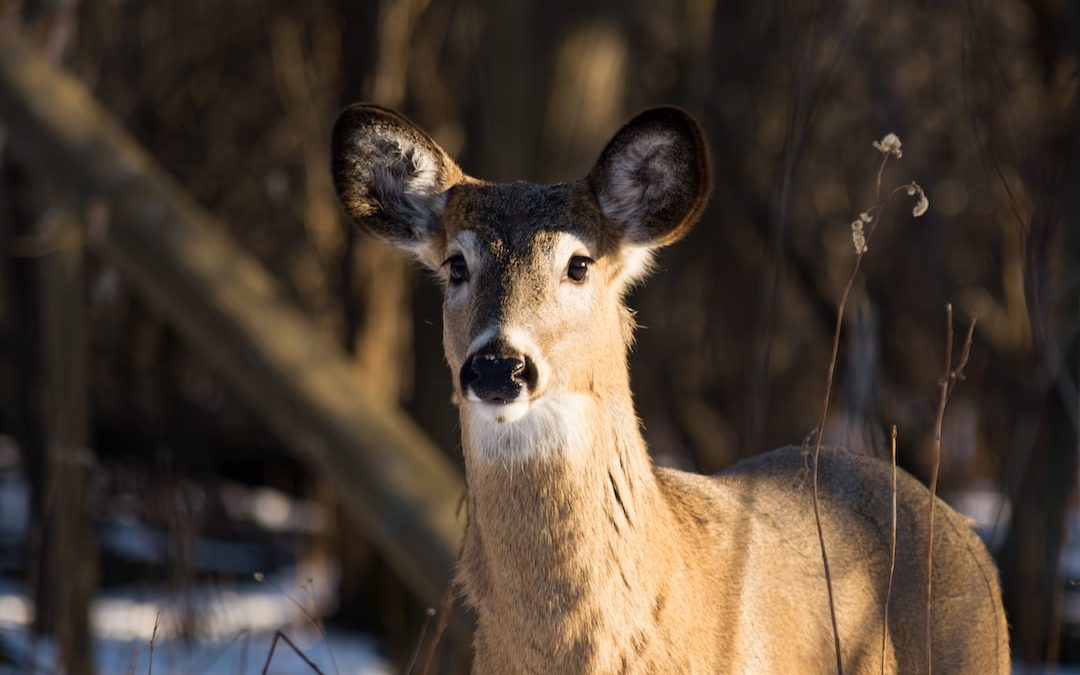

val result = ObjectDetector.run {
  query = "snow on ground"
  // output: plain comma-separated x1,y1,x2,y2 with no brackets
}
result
0,560,394,674
1,625,392,675
0,456,395,674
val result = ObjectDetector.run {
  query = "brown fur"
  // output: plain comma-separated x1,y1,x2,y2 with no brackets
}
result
332,104,1010,674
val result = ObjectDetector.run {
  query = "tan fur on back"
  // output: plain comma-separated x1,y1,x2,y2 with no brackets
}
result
330,104,1010,674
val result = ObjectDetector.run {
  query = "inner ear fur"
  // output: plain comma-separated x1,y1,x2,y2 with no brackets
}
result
588,107,711,247
331,104,463,253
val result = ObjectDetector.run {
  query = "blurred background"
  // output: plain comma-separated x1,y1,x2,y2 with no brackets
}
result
0,0,1077,672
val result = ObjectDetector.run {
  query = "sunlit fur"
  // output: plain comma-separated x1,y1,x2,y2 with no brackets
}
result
332,105,1010,674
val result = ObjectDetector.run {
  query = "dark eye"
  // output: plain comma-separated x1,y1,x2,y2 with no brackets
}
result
567,255,591,283
446,255,469,285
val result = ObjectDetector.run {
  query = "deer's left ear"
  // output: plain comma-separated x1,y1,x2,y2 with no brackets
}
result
588,107,711,247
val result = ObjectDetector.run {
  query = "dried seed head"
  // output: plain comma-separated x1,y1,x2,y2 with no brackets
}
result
873,133,903,158
851,218,868,255
907,181,929,217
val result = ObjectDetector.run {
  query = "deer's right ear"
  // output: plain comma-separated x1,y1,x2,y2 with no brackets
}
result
332,105,463,262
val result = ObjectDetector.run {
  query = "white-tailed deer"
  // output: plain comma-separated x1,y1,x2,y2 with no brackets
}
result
331,105,1009,674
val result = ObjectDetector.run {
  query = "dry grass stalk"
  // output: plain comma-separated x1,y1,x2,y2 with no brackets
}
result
881,424,899,675
259,630,327,675
300,578,341,675
254,571,341,675
925,304,976,674
811,133,928,675
410,585,456,675
147,611,160,675
811,146,891,675
406,607,438,674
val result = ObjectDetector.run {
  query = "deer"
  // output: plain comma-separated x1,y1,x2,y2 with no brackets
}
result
331,104,1010,674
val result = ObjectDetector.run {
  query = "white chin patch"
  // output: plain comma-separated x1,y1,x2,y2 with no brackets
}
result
464,392,594,462
468,396,532,424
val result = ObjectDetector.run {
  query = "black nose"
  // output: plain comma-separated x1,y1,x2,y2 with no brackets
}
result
460,351,537,403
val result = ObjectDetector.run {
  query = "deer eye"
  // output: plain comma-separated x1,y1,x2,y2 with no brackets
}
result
567,255,592,283
445,255,469,285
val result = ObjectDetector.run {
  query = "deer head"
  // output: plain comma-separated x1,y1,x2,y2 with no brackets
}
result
332,105,710,457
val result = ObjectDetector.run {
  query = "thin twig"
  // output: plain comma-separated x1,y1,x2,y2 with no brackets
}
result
810,222,862,675
406,607,437,675
881,425,899,675
254,570,340,675
925,305,976,675
302,577,341,675
253,572,315,624
147,611,160,675
811,287,852,675
810,152,891,675
924,305,953,675
259,630,327,675
414,584,456,675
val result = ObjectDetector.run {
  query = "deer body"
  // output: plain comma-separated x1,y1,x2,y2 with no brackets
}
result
332,105,1009,673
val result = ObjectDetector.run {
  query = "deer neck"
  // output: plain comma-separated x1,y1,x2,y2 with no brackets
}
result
457,380,682,669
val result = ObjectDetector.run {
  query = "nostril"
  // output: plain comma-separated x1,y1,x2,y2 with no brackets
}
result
508,358,525,379
517,356,538,390
460,355,481,388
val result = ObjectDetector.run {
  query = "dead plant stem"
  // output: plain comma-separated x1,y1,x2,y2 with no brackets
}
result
881,425,898,675
811,152,890,675
925,304,975,675
259,630,327,675
147,611,160,675
418,583,455,675
406,607,437,675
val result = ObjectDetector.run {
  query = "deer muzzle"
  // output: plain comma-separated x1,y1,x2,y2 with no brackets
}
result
460,345,538,405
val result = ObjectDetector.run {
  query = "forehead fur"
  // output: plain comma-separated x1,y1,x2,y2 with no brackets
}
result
441,181,619,256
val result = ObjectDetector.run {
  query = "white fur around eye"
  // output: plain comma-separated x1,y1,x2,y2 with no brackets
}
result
552,233,593,282
552,235,596,312
445,231,482,301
